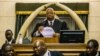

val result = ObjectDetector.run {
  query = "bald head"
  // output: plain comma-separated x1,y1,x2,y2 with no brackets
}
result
33,40,47,55
33,39,46,47
87,39,99,56
87,39,99,49
46,7,55,21
46,8,54,12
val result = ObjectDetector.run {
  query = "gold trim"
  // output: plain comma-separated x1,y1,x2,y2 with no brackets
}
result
16,11,88,15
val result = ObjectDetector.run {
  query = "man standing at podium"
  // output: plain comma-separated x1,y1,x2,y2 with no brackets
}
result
31,7,68,37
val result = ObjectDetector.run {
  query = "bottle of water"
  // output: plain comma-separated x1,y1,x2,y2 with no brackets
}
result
18,34,23,44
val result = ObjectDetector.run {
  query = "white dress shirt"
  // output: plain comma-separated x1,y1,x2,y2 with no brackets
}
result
6,39,13,44
96,52,99,56
35,31,41,36
48,19,55,26
43,50,51,56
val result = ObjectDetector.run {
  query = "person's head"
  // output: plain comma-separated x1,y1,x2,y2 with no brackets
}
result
5,29,13,41
46,7,55,21
2,44,14,56
33,39,47,56
86,39,99,56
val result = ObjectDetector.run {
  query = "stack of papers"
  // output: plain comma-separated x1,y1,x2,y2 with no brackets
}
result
41,27,55,38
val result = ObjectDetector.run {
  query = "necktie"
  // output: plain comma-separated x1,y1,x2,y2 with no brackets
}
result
50,21,52,26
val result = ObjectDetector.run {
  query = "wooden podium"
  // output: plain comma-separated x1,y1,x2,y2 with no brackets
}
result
32,37,59,43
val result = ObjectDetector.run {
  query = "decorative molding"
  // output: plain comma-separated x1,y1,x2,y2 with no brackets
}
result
16,11,89,15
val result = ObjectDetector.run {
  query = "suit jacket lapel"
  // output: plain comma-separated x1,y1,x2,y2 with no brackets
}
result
52,19,57,27
43,20,49,27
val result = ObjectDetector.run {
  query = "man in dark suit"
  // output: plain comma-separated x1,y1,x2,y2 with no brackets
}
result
32,39,64,56
79,39,100,56
31,7,68,37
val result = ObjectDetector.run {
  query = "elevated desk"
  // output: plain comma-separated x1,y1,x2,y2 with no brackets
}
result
32,37,59,43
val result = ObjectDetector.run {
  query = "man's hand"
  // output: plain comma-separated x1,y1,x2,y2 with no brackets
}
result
53,33,60,37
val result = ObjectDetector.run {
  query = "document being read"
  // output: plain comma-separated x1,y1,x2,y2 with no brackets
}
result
40,27,55,38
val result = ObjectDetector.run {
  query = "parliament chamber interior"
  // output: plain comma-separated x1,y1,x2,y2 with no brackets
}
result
11,3,88,56
1,1,100,56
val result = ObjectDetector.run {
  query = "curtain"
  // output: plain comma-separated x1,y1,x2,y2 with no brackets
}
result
15,15,28,39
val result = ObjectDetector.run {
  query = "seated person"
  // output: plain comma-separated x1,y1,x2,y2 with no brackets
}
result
79,39,100,56
1,43,14,56
32,39,64,56
31,7,68,37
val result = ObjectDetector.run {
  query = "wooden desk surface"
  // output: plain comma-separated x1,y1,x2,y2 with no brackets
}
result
32,37,59,43
13,43,86,51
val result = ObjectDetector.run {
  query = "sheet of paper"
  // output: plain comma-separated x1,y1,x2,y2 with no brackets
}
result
41,27,55,38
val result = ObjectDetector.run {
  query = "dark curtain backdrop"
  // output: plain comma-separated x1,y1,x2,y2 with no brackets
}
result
15,15,28,39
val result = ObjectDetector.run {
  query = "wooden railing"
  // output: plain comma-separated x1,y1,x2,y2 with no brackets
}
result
12,43,86,56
